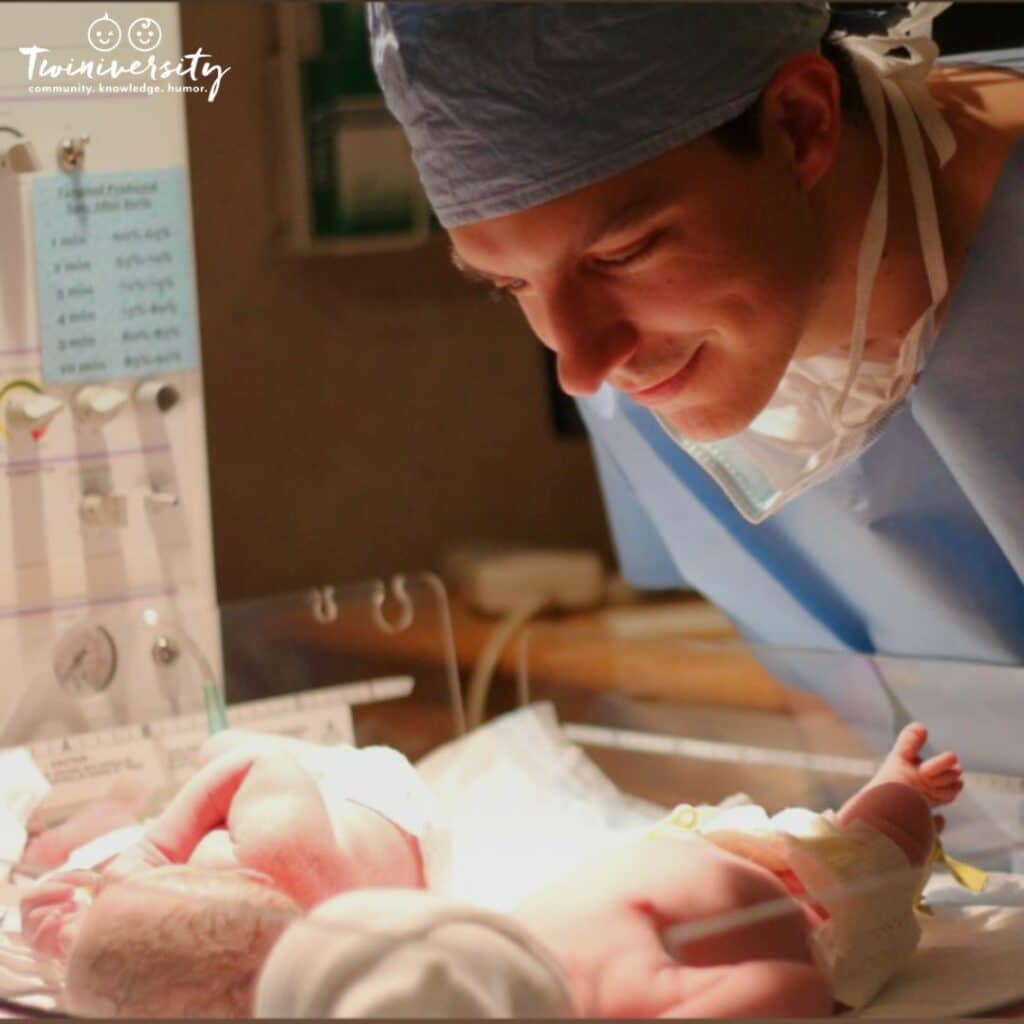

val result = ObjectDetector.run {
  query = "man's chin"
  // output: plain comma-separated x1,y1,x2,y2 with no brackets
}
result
657,405,757,444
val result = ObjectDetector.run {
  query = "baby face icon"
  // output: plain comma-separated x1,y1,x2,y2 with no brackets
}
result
127,17,162,53
87,13,122,52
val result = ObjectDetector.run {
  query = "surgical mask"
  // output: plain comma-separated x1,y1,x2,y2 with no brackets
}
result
659,3,957,523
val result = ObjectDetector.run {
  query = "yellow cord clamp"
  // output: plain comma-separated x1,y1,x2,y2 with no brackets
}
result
915,839,988,915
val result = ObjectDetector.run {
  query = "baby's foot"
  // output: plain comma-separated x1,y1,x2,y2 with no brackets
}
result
871,723,963,807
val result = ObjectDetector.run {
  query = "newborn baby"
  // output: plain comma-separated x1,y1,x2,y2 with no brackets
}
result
513,722,964,1018
21,720,963,1019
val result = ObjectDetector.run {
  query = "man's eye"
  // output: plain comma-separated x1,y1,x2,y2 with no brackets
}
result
592,235,657,268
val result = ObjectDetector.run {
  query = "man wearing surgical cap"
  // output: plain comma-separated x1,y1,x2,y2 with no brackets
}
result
368,4,1024,664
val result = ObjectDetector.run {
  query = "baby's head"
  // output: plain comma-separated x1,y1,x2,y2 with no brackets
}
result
64,865,301,1018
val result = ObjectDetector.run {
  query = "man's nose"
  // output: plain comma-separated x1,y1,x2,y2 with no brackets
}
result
531,283,638,397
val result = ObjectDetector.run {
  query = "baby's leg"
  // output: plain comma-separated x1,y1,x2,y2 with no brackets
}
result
227,755,352,907
835,782,934,866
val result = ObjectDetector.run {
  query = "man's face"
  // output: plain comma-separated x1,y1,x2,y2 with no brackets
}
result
450,134,831,441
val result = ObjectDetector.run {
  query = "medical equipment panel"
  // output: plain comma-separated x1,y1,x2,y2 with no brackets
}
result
0,4,219,745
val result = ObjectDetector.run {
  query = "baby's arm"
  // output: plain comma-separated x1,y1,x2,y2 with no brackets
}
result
223,753,353,907
103,748,260,880
198,730,425,890
24,752,292,959
107,743,421,902
104,751,352,907
24,740,423,959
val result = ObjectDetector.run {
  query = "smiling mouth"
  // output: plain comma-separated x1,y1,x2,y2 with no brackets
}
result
622,344,705,407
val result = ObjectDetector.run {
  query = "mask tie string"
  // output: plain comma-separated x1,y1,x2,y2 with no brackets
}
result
831,4,956,428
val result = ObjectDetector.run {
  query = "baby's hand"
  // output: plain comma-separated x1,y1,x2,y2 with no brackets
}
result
882,723,964,807
20,870,101,962
23,800,139,871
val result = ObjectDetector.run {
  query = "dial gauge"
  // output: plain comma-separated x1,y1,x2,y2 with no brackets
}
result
53,625,117,698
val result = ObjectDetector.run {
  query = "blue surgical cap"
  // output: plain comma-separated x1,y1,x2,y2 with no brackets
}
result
368,3,830,228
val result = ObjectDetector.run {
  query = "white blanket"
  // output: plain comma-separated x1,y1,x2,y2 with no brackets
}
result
860,872,1024,1017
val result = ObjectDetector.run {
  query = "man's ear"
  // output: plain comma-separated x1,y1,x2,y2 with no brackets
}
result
760,54,843,191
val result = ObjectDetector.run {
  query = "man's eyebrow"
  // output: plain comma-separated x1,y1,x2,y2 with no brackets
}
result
586,195,672,247
448,195,671,283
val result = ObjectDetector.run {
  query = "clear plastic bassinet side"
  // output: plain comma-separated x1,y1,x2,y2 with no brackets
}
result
512,621,1024,871
6,595,1024,1019
218,571,465,756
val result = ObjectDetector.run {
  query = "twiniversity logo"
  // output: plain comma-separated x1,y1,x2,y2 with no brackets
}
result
19,12,230,102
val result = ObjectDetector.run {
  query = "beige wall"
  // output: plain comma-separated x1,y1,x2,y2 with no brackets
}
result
180,4,613,602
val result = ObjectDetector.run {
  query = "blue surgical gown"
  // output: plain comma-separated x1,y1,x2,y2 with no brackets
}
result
581,49,1024,665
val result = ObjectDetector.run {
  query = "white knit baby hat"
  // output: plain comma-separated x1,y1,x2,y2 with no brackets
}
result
254,887,574,1018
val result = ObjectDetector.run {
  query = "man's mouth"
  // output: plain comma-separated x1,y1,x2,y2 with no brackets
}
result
620,344,705,407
